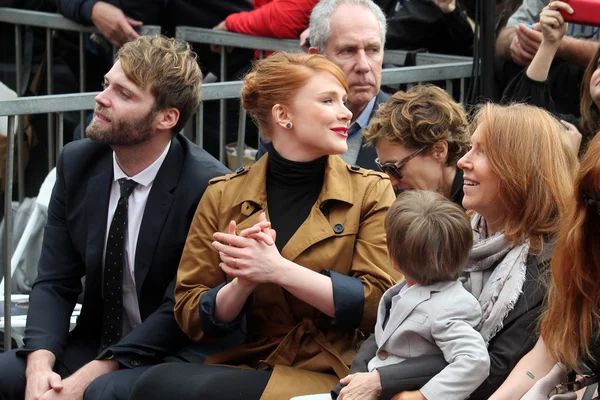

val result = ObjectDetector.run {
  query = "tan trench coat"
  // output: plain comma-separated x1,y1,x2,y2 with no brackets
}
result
174,154,400,399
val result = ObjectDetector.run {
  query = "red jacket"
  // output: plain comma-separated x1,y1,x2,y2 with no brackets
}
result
225,0,318,39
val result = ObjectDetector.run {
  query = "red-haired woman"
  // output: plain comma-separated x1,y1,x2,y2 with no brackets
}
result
128,52,399,400
490,128,600,400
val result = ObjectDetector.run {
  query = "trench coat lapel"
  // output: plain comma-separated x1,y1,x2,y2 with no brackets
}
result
281,156,354,261
229,155,355,261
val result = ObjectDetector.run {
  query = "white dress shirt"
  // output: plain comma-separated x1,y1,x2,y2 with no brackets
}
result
103,141,171,335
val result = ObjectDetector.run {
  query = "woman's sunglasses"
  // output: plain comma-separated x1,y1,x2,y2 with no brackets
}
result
375,146,427,180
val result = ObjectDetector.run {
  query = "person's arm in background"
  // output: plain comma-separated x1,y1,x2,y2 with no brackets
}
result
224,0,319,38
57,0,141,47
556,36,600,67
435,0,475,54
496,0,546,65
526,1,572,81
385,0,473,56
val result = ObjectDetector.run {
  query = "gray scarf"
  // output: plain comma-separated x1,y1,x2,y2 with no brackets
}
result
461,214,529,345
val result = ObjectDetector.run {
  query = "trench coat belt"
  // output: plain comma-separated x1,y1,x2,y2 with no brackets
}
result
253,318,350,379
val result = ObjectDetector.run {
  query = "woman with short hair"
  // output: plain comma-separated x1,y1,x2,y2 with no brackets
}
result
364,84,470,206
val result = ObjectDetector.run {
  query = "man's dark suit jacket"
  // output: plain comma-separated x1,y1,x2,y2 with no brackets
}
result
17,134,230,368
255,91,390,171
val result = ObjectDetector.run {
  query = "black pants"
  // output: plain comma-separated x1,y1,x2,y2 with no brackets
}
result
0,335,149,400
130,363,272,400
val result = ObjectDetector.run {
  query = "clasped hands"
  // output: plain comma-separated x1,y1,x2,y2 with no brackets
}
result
212,212,283,287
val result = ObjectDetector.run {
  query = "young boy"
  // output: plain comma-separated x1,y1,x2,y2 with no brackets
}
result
332,190,489,400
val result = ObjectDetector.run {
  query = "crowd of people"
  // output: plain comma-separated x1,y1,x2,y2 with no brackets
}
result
0,0,599,399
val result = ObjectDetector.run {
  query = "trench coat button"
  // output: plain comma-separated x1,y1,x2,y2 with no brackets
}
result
235,167,245,174
333,223,344,234
378,350,388,361
350,165,360,171
130,359,142,367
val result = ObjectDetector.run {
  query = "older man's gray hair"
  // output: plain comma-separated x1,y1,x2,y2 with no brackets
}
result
309,0,387,54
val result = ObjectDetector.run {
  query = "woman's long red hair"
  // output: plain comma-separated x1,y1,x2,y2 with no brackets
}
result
542,133,600,372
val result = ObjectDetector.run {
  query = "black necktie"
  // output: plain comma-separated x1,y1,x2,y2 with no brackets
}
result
100,178,138,351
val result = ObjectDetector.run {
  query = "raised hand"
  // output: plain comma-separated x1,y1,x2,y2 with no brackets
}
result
539,1,573,45
91,2,141,48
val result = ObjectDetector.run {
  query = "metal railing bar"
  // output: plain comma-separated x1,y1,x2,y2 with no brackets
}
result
15,25,24,202
3,115,15,352
0,81,248,116
79,32,86,138
46,28,55,170
176,26,301,52
219,50,227,163
0,8,97,32
381,62,473,85
384,50,472,65
0,64,473,117
196,103,204,148
236,106,247,169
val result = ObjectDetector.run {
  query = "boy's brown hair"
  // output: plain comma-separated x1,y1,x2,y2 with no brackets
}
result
385,190,472,285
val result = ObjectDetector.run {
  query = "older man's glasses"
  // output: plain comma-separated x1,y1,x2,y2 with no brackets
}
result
375,146,427,180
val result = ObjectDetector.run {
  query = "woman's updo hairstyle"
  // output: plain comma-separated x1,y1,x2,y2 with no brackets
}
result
241,51,349,141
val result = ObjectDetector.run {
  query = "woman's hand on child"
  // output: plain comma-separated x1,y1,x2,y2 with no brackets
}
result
337,372,382,400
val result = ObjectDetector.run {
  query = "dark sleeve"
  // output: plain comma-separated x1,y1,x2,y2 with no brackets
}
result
470,258,548,399
199,283,245,337
17,147,84,359
386,0,473,56
57,0,100,25
469,307,543,399
331,334,378,399
377,354,447,400
328,271,365,330
502,70,558,111
468,306,542,398
96,280,189,367
502,71,580,129
350,334,378,373
440,2,474,56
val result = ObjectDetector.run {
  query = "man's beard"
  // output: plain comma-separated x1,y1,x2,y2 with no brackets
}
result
86,106,157,146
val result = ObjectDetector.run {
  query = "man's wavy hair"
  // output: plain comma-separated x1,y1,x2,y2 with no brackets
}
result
118,35,202,134
364,84,470,166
